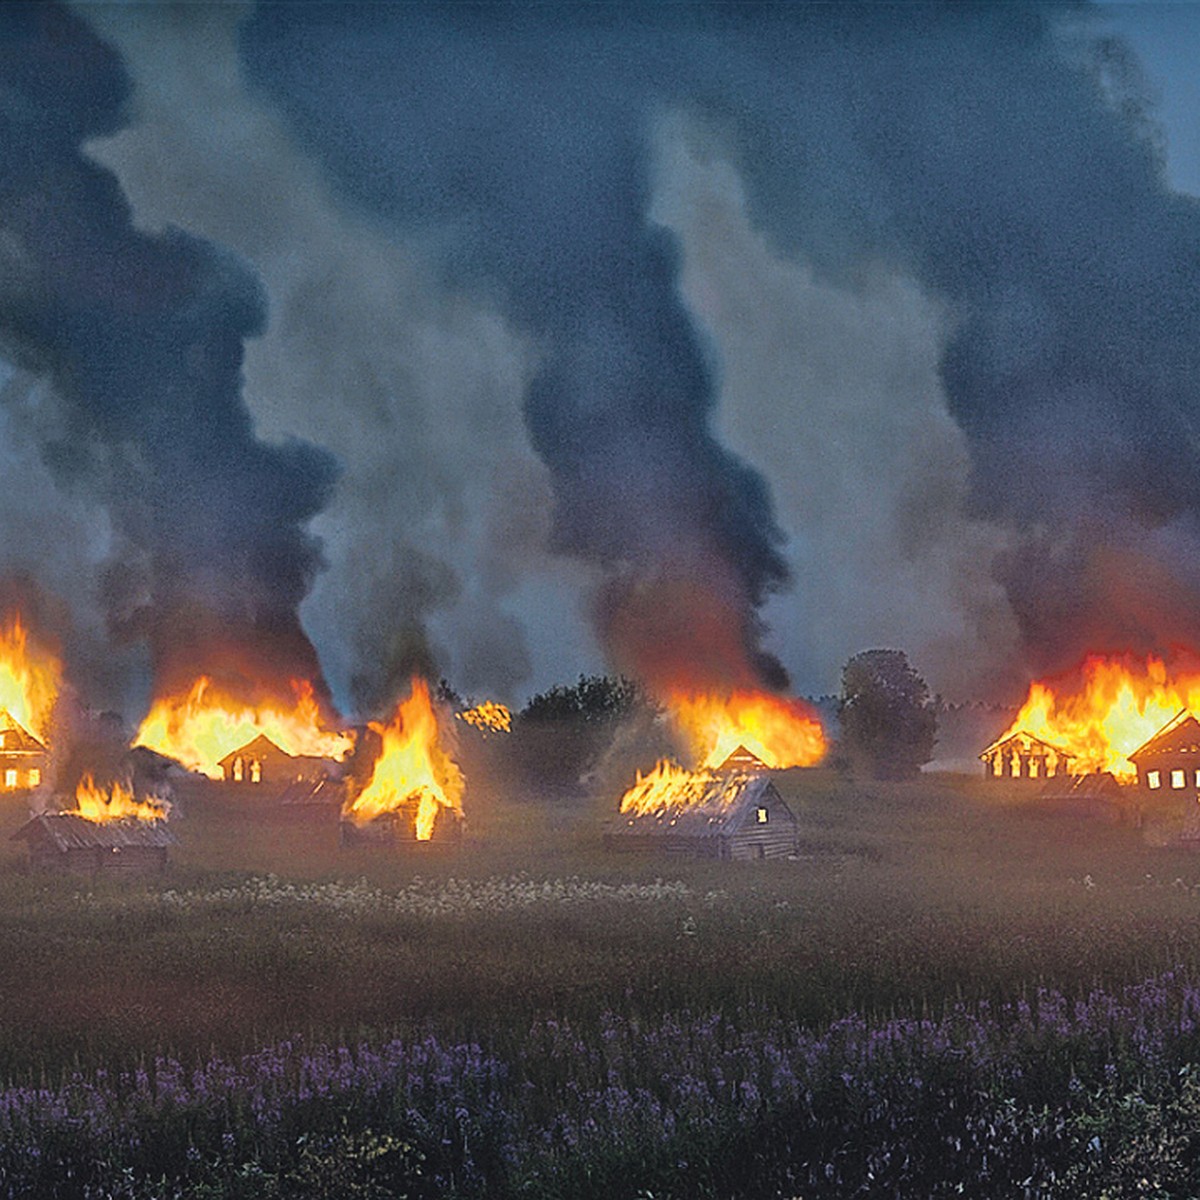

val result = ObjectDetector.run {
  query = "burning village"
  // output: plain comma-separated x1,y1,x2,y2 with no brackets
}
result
6,2,1200,1196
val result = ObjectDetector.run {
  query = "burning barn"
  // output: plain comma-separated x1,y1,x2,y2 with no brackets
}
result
607,763,798,860
979,730,1073,781
12,812,174,875
0,708,46,792
278,774,348,821
11,776,174,875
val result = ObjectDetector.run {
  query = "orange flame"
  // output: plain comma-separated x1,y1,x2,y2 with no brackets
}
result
0,615,60,742
456,701,512,735
619,759,724,816
1000,654,1200,781
345,678,464,840
134,676,352,778
69,774,169,823
667,689,825,770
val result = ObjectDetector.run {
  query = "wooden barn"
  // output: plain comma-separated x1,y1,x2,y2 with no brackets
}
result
218,735,329,786
11,813,174,875
339,803,464,849
1037,772,1126,822
979,730,1073,781
606,772,797,860
1129,712,1200,795
0,709,46,792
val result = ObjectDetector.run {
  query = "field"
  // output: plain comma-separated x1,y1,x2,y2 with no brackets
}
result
6,770,1200,1197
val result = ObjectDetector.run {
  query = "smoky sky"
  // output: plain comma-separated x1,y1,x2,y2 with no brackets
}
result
237,0,1200,685
1,0,1198,718
0,3,338,704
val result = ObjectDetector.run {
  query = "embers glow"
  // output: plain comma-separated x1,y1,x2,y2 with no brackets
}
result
345,678,464,840
667,689,825,770
619,759,724,817
134,676,352,778
69,775,169,823
1002,654,1200,781
0,615,60,742
456,701,512,735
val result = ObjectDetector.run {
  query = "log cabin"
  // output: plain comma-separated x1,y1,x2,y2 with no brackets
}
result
11,812,174,875
0,708,46,792
606,772,797,860
979,730,1073,781
218,734,329,786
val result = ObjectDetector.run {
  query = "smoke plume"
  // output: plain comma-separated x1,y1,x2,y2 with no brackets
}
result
0,3,337,708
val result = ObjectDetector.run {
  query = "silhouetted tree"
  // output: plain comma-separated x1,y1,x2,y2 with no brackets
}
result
839,650,937,781
521,675,649,724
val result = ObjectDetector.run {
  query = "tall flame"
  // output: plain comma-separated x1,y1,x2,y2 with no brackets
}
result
0,615,60,742
1000,654,1200,781
345,678,464,840
69,775,169,823
134,676,352,778
667,689,825,770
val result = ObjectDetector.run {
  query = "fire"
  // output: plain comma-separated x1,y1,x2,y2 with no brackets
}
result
69,774,168,823
345,678,464,840
456,701,512,735
134,676,352,778
1001,654,1200,781
619,759,724,816
0,614,60,742
667,689,825,770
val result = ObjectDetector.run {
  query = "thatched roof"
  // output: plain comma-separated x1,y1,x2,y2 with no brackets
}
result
0,709,45,755
1129,712,1200,763
11,812,175,851
610,773,790,841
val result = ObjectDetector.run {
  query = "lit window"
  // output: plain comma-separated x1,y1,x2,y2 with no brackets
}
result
756,807,768,824
1148,770,1161,790
232,757,244,782
1173,770,1186,789
992,757,1002,776
250,760,262,784
1029,760,1040,778
3,769,15,789
27,768,39,787
1011,757,1020,777
0,733,6,749
1194,769,1200,788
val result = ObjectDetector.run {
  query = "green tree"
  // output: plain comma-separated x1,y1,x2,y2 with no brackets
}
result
838,649,937,780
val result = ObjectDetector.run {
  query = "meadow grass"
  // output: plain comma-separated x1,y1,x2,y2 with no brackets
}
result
4,770,1200,1194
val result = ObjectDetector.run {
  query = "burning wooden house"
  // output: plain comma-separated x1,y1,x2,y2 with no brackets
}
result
11,776,174,875
278,773,348,821
0,708,46,792
716,744,769,773
1036,771,1125,822
979,730,1073,781
1129,712,1200,795
218,734,330,786
606,762,797,860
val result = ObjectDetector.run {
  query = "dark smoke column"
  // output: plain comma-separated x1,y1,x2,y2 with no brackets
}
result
0,4,338,707
242,2,795,696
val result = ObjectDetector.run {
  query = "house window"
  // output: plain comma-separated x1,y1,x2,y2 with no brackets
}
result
756,807,768,824
1029,759,1040,778
1194,769,1200,788
0,733,6,749
3,769,15,789
232,757,244,782
27,768,39,787
250,760,262,784
992,756,1002,776
1173,770,1187,789
1148,770,1161,790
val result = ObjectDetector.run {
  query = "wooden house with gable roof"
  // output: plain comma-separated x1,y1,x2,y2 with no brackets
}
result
1129,712,1200,795
605,772,797,860
0,709,46,792
218,734,329,787
979,729,1073,782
